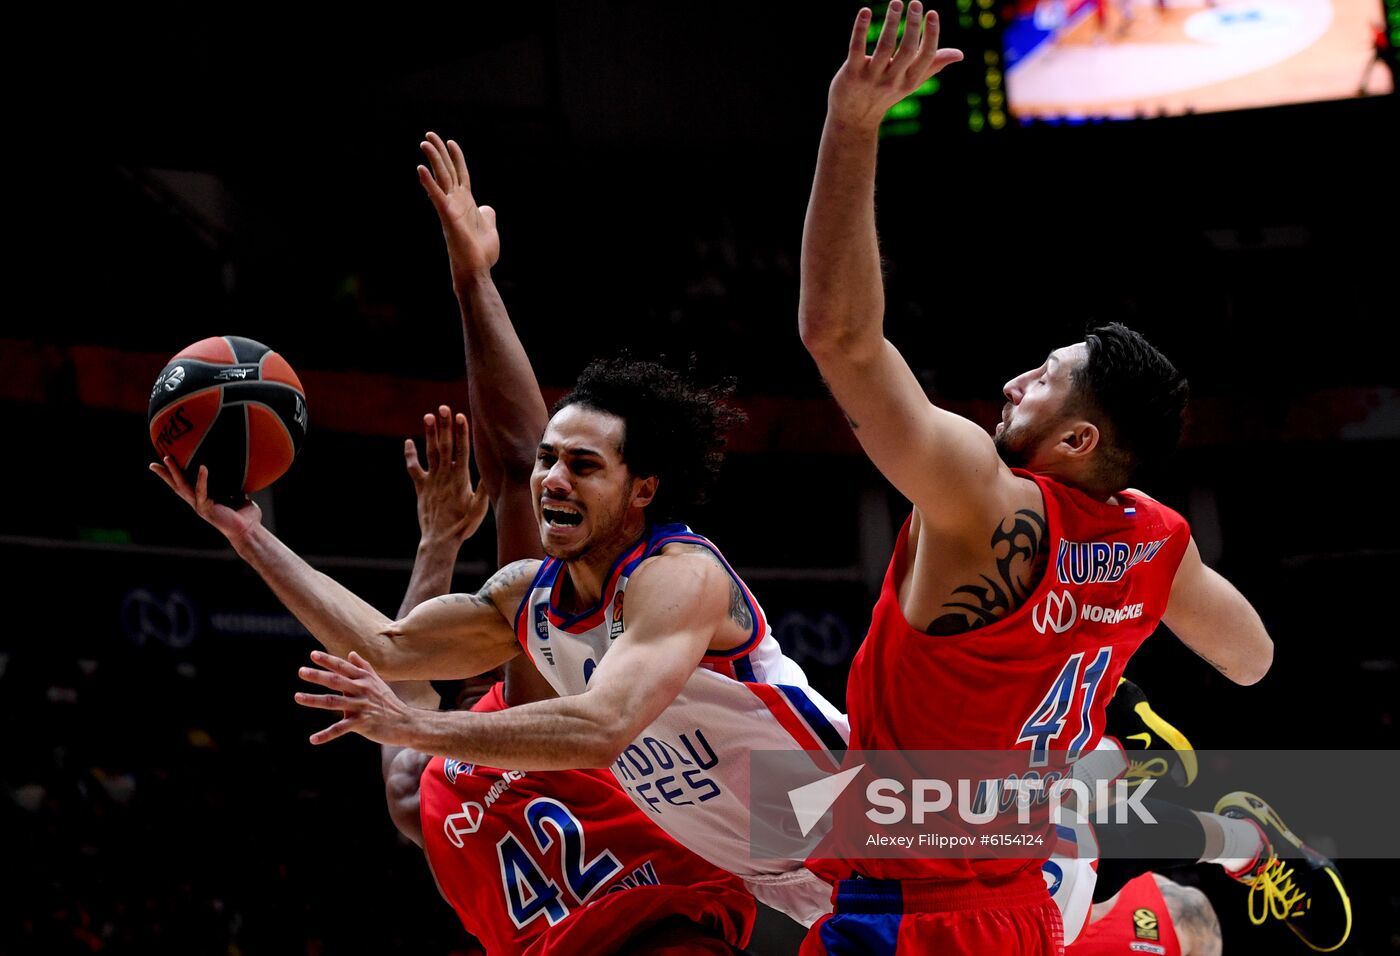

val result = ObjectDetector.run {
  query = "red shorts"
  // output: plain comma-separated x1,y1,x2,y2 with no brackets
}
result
800,871,1064,956
524,880,754,956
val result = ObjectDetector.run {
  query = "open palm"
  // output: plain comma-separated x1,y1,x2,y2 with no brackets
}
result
418,131,500,274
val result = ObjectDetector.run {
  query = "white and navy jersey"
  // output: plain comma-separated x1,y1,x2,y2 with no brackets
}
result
513,523,849,894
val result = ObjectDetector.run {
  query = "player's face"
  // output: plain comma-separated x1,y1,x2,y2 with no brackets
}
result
531,405,646,562
994,343,1087,470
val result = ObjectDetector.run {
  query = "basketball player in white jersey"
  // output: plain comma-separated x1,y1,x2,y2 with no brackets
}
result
152,133,845,925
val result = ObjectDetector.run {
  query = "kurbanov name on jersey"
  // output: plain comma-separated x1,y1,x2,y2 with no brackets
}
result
1057,537,1170,585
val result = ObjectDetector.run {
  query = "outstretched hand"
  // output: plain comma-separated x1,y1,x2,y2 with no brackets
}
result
404,404,491,546
417,131,500,278
830,1,964,131
296,650,427,747
148,457,263,543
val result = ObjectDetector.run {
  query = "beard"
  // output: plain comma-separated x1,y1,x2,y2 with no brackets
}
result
994,427,1030,468
995,414,1058,470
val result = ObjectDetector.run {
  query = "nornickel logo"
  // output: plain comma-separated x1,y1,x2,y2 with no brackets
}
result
1032,590,1077,635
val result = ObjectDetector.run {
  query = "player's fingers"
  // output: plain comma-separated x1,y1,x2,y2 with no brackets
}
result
917,8,938,59
404,439,427,483
435,405,455,462
929,47,964,77
423,413,441,473
893,1,922,66
149,461,176,488
417,164,447,206
420,137,453,190
194,466,213,510
152,458,188,499
873,0,903,62
346,650,377,674
454,413,470,468
425,131,455,185
479,205,497,231
293,691,357,710
297,666,358,693
466,482,491,526
309,717,358,745
309,649,368,678
446,139,471,192
162,456,191,493
847,7,873,62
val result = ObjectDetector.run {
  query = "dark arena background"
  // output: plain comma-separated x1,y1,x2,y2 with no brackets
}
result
3,3,1396,953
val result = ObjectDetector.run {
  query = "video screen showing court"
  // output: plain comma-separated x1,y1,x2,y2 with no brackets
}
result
1003,0,1395,120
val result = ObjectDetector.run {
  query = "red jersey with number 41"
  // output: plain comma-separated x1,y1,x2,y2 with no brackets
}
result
840,470,1189,881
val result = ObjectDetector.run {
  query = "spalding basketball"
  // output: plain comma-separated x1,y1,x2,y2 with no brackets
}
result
148,336,308,504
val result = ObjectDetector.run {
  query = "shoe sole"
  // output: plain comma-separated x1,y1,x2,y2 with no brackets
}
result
1289,865,1352,953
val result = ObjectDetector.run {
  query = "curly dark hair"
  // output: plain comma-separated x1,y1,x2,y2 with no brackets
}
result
553,357,747,524
1071,323,1189,489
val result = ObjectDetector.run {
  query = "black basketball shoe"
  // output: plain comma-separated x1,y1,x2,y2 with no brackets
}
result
1106,678,1198,790
1215,791,1353,952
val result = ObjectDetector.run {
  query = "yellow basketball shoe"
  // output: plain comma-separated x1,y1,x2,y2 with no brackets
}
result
1214,791,1353,952
1105,677,1198,789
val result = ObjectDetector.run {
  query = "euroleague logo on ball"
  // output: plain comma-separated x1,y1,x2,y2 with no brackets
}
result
150,365,185,398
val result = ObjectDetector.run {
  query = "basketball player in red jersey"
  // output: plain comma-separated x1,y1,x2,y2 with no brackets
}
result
797,3,1348,952
1069,874,1221,956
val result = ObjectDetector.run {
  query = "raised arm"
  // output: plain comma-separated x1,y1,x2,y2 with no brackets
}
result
800,4,1009,524
419,131,556,708
295,551,731,770
418,131,548,566
382,406,494,847
149,439,524,681
1161,537,1273,685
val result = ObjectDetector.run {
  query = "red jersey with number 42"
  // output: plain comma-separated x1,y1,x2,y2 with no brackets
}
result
418,687,754,956
839,470,1189,882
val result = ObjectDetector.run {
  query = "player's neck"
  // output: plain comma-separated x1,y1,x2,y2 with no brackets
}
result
560,513,648,609
1033,461,1119,503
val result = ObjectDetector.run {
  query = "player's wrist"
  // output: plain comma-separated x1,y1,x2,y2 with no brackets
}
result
226,515,267,555
408,707,463,755
417,530,464,555
450,264,495,294
825,103,886,137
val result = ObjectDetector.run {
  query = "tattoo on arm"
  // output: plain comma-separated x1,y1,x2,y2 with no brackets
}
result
1187,645,1229,673
435,593,491,608
926,509,1049,636
667,544,754,630
434,560,538,614
729,580,754,632
820,376,859,430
